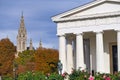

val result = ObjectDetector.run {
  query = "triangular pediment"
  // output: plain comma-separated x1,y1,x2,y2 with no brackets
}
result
68,2,120,18
52,0,120,22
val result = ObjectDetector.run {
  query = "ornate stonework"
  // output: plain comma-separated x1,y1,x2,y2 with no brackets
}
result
17,14,27,53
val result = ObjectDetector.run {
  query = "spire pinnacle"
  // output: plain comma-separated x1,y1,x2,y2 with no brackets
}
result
29,38,33,50
39,39,42,48
19,11,26,32
21,11,24,18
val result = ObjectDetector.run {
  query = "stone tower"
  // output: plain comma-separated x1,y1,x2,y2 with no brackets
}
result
17,13,27,53
39,39,42,48
29,38,33,50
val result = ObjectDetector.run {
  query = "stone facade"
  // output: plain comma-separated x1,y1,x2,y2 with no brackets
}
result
52,0,120,74
17,14,27,53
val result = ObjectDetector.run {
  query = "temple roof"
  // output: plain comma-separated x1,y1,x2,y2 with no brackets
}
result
52,0,120,22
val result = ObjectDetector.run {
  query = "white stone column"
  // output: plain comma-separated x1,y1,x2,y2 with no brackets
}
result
76,33,85,70
96,31,104,73
117,30,120,71
58,35,67,73
66,37,74,74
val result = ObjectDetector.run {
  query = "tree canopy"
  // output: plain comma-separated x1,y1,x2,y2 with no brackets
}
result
15,47,59,74
34,48,59,74
15,50,35,73
0,38,59,76
0,38,16,75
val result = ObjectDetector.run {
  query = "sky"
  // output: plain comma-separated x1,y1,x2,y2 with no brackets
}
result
0,0,93,49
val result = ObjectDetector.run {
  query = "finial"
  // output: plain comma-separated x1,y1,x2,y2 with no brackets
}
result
29,38,33,50
21,11,24,18
39,39,42,48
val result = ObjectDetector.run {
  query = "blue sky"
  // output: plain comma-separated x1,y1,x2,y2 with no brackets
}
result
0,0,92,49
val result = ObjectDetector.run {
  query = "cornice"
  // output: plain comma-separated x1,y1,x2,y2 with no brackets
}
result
53,11,120,22
106,0,120,2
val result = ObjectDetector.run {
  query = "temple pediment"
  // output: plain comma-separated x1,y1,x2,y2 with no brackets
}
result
52,0,120,22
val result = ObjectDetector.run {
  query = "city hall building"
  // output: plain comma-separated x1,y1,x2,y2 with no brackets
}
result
52,0,120,74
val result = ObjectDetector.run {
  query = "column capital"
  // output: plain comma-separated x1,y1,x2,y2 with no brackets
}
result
66,34,75,41
94,31,103,34
75,32,84,36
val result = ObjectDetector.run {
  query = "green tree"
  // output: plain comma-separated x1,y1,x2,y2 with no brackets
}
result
15,50,35,73
16,50,35,65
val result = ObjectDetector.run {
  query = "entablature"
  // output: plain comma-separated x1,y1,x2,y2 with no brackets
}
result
57,14,120,30
57,23,120,36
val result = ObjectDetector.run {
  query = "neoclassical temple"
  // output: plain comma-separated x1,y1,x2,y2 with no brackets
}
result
52,0,120,74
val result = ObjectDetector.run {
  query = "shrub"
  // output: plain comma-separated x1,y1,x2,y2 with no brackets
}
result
48,73,64,80
69,69,89,80
33,72,46,80
17,71,46,80
2,76,13,80
3,70,120,80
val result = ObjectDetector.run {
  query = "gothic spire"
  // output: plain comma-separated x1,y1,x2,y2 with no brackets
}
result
19,12,26,33
39,39,42,48
17,12,27,53
21,11,23,18
29,38,33,50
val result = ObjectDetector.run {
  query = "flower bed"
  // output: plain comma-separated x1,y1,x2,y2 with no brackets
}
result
2,70,120,80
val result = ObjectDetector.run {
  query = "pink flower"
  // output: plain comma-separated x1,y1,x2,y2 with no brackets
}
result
105,77,111,80
88,75,94,80
62,73,65,77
